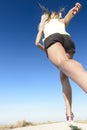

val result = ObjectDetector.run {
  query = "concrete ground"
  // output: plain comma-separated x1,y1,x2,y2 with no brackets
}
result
11,122,87,130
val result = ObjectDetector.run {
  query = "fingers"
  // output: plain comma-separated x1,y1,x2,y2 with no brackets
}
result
72,3,82,15
75,2,82,10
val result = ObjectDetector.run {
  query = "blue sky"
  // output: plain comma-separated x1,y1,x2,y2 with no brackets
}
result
0,0,87,124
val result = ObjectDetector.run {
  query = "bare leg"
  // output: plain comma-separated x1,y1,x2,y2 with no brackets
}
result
60,59,87,93
60,71,72,117
47,43,87,93
60,53,74,121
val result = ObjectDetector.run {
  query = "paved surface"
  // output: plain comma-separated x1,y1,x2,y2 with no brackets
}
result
11,122,87,130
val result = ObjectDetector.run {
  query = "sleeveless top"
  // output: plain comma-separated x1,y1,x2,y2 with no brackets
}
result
43,19,70,41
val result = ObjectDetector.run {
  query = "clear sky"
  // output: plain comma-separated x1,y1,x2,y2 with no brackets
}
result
0,0,87,124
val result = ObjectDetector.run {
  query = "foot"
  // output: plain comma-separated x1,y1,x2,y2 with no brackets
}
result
66,112,74,123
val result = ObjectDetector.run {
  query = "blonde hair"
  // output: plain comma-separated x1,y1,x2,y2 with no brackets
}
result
38,8,64,31
38,12,50,31
50,11,62,19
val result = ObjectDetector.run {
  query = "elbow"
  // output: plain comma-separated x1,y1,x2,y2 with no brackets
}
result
35,40,38,46
35,42,37,46
35,42,39,47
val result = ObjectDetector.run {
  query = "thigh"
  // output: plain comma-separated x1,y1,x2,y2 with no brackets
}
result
47,42,68,67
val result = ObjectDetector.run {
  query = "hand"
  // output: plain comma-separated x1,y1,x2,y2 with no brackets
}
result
72,2,82,15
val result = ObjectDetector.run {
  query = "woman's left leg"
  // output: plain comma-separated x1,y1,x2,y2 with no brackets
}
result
60,52,74,121
60,71,73,121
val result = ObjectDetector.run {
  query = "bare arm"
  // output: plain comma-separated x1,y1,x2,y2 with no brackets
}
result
35,26,45,51
63,3,82,26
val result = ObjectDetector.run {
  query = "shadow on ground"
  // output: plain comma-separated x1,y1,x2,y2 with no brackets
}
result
70,125,82,130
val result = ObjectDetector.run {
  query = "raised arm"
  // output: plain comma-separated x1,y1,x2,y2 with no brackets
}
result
63,3,82,26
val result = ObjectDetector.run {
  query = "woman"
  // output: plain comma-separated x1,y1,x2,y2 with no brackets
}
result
35,2,87,122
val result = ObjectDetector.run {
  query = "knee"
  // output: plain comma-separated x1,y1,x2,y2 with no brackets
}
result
58,59,69,69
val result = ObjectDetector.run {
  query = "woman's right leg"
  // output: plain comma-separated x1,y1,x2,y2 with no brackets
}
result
47,42,87,93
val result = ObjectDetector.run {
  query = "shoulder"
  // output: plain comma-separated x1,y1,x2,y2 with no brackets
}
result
58,18,65,24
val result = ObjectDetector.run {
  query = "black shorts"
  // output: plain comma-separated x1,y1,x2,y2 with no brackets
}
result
44,33,75,54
